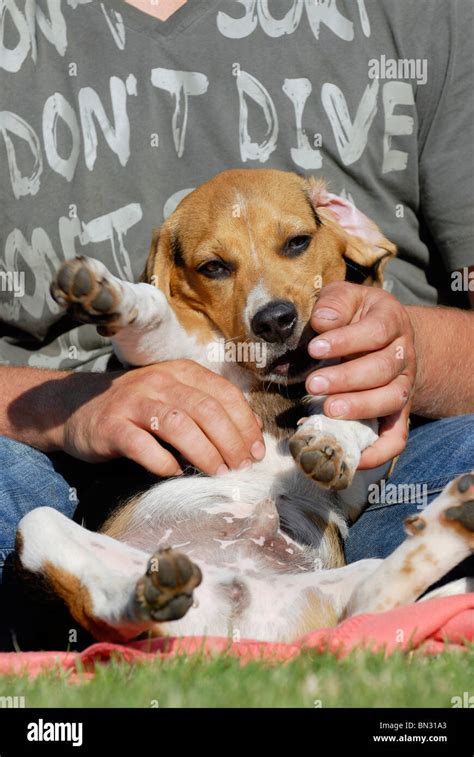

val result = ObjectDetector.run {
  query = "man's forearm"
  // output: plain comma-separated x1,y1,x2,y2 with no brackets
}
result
0,366,111,451
407,306,474,417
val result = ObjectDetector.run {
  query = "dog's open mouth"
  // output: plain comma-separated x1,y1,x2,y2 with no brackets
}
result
268,343,317,379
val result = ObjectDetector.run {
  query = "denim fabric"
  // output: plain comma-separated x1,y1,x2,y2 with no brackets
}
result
0,437,76,580
345,415,474,562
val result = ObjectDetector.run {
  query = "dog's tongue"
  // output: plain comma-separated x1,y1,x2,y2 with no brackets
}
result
274,362,290,376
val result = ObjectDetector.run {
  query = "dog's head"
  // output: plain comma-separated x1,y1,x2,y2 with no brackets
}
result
144,169,395,384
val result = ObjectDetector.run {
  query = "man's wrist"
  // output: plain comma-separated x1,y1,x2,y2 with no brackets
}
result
403,304,474,417
404,305,427,412
3,368,121,453
43,370,123,452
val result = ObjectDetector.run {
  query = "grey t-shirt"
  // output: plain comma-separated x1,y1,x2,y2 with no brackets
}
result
1,0,473,371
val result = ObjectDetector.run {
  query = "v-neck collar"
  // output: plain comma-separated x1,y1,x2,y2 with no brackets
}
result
106,0,219,39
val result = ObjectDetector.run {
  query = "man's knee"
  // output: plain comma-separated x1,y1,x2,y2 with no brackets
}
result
345,416,474,563
0,437,78,582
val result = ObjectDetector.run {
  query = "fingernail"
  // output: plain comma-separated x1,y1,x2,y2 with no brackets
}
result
308,339,331,358
308,375,330,395
328,399,349,418
216,464,229,476
313,308,339,321
250,440,266,460
238,458,253,471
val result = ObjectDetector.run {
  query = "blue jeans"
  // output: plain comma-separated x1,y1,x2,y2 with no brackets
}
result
0,437,76,578
0,415,473,580
345,414,474,562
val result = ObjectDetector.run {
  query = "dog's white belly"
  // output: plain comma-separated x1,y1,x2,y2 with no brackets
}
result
160,560,377,641
100,434,384,640
113,435,348,556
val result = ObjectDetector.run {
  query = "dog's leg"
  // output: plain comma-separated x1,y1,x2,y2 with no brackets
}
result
51,256,203,366
289,413,380,491
420,577,474,601
16,507,202,641
345,472,474,616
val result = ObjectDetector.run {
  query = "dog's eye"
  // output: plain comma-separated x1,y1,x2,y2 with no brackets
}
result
197,259,232,279
283,235,312,257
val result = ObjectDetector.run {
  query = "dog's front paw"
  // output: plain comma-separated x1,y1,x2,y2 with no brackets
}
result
51,256,129,336
289,430,353,490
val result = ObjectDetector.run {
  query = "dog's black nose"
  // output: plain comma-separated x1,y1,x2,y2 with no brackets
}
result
251,300,297,343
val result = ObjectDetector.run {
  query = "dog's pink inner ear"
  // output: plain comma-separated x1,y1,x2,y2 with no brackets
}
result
305,177,396,284
314,190,386,250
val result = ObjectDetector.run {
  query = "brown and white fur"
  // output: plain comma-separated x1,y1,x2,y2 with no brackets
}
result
15,169,474,644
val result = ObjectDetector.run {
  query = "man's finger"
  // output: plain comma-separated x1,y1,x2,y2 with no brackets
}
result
321,374,412,420
358,408,410,469
169,362,265,460
173,387,256,471
310,281,365,332
118,425,183,477
306,344,407,396
143,400,232,475
207,378,266,460
309,304,403,360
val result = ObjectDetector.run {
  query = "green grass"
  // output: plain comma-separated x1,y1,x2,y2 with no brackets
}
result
0,648,472,708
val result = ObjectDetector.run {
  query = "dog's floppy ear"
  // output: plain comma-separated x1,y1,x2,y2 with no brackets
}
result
305,177,396,287
139,228,161,284
139,223,182,296
343,233,396,287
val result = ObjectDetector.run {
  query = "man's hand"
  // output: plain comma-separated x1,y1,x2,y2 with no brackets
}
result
305,282,416,469
60,360,265,476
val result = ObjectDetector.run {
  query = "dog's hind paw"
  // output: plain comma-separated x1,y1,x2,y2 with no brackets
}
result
134,547,202,623
442,473,474,540
404,472,474,547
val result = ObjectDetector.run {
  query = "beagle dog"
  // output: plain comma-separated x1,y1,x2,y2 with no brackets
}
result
15,169,474,643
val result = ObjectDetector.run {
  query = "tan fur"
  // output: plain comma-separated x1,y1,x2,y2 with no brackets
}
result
40,562,122,641
247,387,308,438
37,561,165,643
103,494,145,541
441,514,474,548
305,513,345,568
292,588,339,635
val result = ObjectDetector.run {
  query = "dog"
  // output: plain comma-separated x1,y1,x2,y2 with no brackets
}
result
15,169,474,643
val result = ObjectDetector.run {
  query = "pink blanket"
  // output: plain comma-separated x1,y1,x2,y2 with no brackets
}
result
1,594,473,679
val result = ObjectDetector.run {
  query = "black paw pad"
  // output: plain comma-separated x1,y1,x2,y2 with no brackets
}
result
72,266,93,298
300,449,335,482
445,500,474,532
457,474,474,494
